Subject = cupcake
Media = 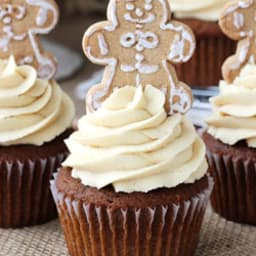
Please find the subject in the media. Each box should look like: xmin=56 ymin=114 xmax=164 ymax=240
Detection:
xmin=0 ymin=56 xmax=74 ymax=228
xmin=203 ymin=0 xmax=256 ymax=224
xmin=171 ymin=0 xmax=236 ymax=87
xmin=52 ymin=85 xmax=213 ymax=256
xmin=203 ymin=65 xmax=256 ymax=225
xmin=51 ymin=0 xmax=213 ymax=255
xmin=0 ymin=0 xmax=75 ymax=228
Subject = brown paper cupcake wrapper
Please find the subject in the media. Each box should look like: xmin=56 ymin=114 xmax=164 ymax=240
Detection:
xmin=51 ymin=177 xmax=213 ymax=256
xmin=207 ymin=151 xmax=256 ymax=225
xmin=176 ymin=35 xmax=236 ymax=87
xmin=0 ymin=153 xmax=67 ymax=228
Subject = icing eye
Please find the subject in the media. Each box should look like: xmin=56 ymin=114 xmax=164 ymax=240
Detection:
xmin=120 ymin=33 xmax=136 ymax=48
xmin=126 ymin=3 xmax=135 ymax=11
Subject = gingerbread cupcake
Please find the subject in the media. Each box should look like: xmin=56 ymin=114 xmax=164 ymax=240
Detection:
xmin=203 ymin=0 xmax=256 ymax=225
xmin=0 ymin=0 xmax=75 ymax=228
xmin=51 ymin=0 xmax=213 ymax=255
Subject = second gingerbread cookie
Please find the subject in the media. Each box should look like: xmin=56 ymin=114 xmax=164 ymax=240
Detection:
xmin=83 ymin=0 xmax=196 ymax=115
xmin=0 ymin=0 xmax=59 ymax=80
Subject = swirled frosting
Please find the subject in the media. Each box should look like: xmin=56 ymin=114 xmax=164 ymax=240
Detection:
xmin=63 ymin=85 xmax=207 ymax=193
xmin=170 ymin=0 xmax=230 ymax=21
xmin=207 ymin=64 xmax=256 ymax=148
xmin=0 ymin=57 xmax=74 ymax=146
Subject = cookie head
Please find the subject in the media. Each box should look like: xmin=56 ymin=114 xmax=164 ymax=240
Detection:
xmin=219 ymin=0 xmax=256 ymax=40
xmin=219 ymin=0 xmax=256 ymax=83
xmin=118 ymin=0 xmax=165 ymax=27
xmin=0 ymin=0 xmax=59 ymax=80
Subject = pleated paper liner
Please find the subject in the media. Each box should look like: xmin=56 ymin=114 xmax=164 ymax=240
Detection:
xmin=0 ymin=152 xmax=68 ymax=228
xmin=175 ymin=23 xmax=236 ymax=87
xmin=207 ymin=150 xmax=256 ymax=225
xmin=51 ymin=170 xmax=213 ymax=256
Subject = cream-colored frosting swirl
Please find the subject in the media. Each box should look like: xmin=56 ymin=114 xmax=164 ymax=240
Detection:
xmin=0 ymin=57 xmax=74 ymax=146
xmin=207 ymin=64 xmax=256 ymax=148
xmin=63 ymin=85 xmax=207 ymax=193
xmin=170 ymin=0 xmax=230 ymax=21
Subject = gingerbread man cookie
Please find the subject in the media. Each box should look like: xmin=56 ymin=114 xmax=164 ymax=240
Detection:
xmin=220 ymin=0 xmax=256 ymax=83
xmin=83 ymin=0 xmax=195 ymax=115
xmin=0 ymin=0 xmax=59 ymax=80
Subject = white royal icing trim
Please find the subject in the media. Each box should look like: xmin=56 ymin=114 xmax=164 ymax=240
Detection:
xmin=98 ymin=34 xmax=109 ymax=56
xmin=159 ymin=0 xmax=195 ymax=63
xmin=162 ymin=60 xmax=191 ymax=114
xmin=233 ymin=12 xmax=244 ymax=29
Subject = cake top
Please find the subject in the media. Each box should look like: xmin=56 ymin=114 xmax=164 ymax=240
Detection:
xmin=219 ymin=0 xmax=256 ymax=83
xmin=83 ymin=0 xmax=196 ymax=115
xmin=0 ymin=0 xmax=59 ymax=80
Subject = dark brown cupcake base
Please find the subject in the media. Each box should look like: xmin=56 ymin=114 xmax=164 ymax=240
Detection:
xmin=175 ymin=19 xmax=236 ymax=87
xmin=51 ymin=167 xmax=213 ymax=256
xmin=0 ymin=129 xmax=72 ymax=228
xmin=203 ymin=132 xmax=256 ymax=225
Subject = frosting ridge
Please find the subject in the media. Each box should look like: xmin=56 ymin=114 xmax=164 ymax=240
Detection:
xmin=0 ymin=57 xmax=74 ymax=146
xmin=64 ymin=85 xmax=207 ymax=193
xmin=207 ymin=64 xmax=256 ymax=147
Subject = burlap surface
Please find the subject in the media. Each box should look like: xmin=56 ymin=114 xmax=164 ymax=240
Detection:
xmin=0 ymin=208 xmax=255 ymax=256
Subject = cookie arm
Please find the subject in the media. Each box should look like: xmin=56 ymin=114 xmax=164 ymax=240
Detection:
xmin=27 ymin=0 xmax=59 ymax=32
xmin=165 ymin=21 xmax=196 ymax=64
xmin=83 ymin=22 xmax=113 ymax=66
xmin=222 ymin=38 xmax=251 ymax=83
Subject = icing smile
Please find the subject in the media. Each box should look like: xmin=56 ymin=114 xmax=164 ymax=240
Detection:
xmin=124 ymin=12 xmax=155 ymax=24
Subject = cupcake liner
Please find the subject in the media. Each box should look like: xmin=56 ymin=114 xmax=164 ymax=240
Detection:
xmin=51 ymin=177 xmax=213 ymax=256
xmin=0 ymin=153 xmax=66 ymax=228
xmin=176 ymin=35 xmax=236 ymax=87
xmin=207 ymin=151 xmax=256 ymax=225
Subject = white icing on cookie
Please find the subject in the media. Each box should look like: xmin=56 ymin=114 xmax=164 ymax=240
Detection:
xmin=126 ymin=3 xmax=135 ymax=11
xmin=120 ymin=32 xmax=136 ymax=48
xmin=18 ymin=55 xmax=34 ymax=64
xmin=135 ymin=8 xmax=144 ymax=17
xmin=0 ymin=26 xmax=26 ymax=52
xmin=162 ymin=60 xmax=191 ymax=114
xmin=224 ymin=0 xmax=253 ymax=16
xmin=124 ymin=12 xmax=155 ymax=24
xmin=159 ymin=0 xmax=195 ymax=63
xmin=121 ymin=53 xmax=159 ymax=74
xmin=98 ymin=34 xmax=109 ymax=56
xmin=0 ymin=4 xmax=26 ymax=22
xmin=233 ymin=12 xmax=244 ymax=29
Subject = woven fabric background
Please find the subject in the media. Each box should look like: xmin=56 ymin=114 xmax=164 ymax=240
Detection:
xmin=0 ymin=208 xmax=255 ymax=256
